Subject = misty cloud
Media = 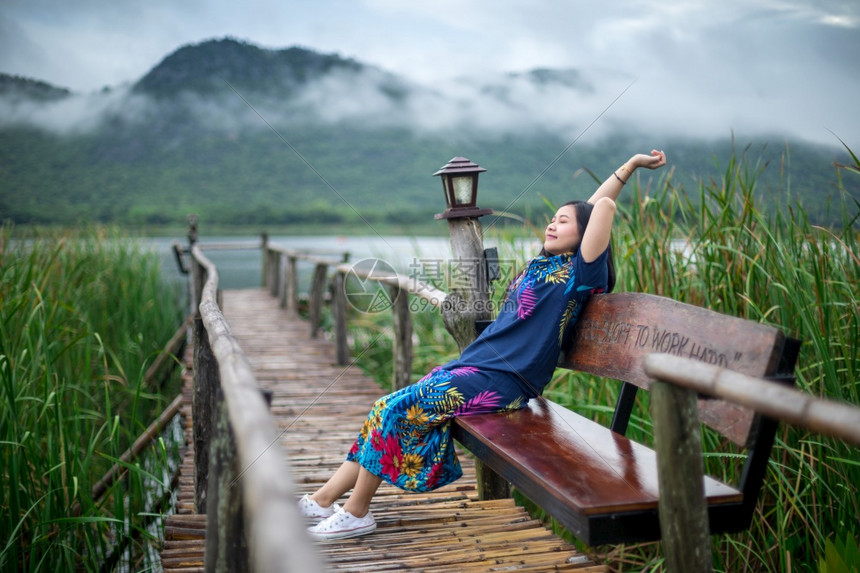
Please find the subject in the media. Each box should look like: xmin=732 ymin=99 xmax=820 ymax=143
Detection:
xmin=195 ymin=63 xmax=652 ymax=142
xmin=0 ymin=63 xmax=652 ymax=145
xmin=2 ymin=18 xmax=857 ymax=150
xmin=2 ymin=0 xmax=859 ymax=147
xmin=0 ymin=85 xmax=153 ymax=135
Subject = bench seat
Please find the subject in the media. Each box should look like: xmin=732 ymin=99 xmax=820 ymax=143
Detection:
xmin=453 ymin=399 xmax=743 ymax=546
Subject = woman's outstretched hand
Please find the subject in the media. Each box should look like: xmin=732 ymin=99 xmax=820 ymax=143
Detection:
xmin=630 ymin=149 xmax=667 ymax=170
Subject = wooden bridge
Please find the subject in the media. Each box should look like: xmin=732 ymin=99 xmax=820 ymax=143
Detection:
xmin=155 ymin=223 xmax=860 ymax=573
xmin=160 ymin=286 xmax=603 ymax=572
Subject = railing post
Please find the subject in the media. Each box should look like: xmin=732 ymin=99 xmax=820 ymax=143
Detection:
xmin=440 ymin=217 xmax=493 ymax=352
xmin=260 ymin=233 xmax=269 ymax=288
xmin=389 ymin=284 xmax=413 ymax=390
xmin=205 ymin=382 xmax=248 ymax=573
xmin=188 ymin=215 xmax=201 ymax=317
xmin=188 ymin=217 xmax=214 ymax=515
xmin=272 ymin=250 xmax=280 ymax=296
xmin=308 ymin=263 xmax=328 ymax=338
xmin=332 ymin=271 xmax=349 ymax=365
xmin=285 ymin=256 xmax=299 ymax=316
xmin=191 ymin=264 xmax=215 ymax=514
xmin=269 ymin=251 xmax=280 ymax=298
xmin=277 ymin=253 xmax=287 ymax=308
xmin=262 ymin=247 xmax=270 ymax=291
xmin=651 ymin=379 xmax=714 ymax=573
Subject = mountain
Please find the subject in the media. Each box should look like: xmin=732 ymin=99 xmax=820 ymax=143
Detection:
xmin=0 ymin=74 xmax=71 ymax=102
xmin=0 ymin=38 xmax=852 ymax=231
xmin=133 ymin=37 xmax=406 ymax=101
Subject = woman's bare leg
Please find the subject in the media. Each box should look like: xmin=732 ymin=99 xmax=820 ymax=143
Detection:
xmin=311 ymin=462 xmax=382 ymax=518
xmin=342 ymin=467 xmax=382 ymax=518
xmin=310 ymin=461 xmax=361 ymax=507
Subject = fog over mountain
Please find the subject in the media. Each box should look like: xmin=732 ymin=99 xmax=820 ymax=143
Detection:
xmin=0 ymin=37 xmax=846 ymax=146
xmin=0 ymin=41 xmax=620 ymax=141
xmin=0 ymin=38 xmax=854 ymax=229
xmin=3 ymin=0 xmax=858 ymax=149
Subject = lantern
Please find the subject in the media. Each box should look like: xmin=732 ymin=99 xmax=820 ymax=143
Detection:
xmin=433 ymin=157 xmax=493 ymax=219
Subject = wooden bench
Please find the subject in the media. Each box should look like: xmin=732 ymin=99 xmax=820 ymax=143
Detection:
xmin=451 ymin=292 xmax=800 ymax=546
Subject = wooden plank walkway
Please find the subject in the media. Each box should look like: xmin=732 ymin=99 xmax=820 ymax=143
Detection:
xmin=161 ymin=288 xmax=605 ymax=572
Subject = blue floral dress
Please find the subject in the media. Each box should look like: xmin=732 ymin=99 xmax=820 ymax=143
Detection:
xmin=346 ymin=249 xmax=609 ymax=491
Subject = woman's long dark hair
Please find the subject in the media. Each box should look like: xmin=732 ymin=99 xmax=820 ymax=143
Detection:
xmin=539 ymin=200 xmax=616 ymax=293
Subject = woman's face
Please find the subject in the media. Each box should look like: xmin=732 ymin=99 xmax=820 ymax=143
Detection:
xmin=543 ymin=205 xmax=581 ymax=255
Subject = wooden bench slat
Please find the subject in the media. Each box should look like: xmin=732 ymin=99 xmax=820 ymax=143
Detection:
xmin=564 ymin=292 xmax=788 ymax=446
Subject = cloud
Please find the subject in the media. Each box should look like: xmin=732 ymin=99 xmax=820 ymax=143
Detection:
xmin=0 ymin=0 xmax=858 ymax=145
xmin=1 ymin=44 xmax=854 ymax=150
xmin=0 ymin=85 xmax=153 ymax=134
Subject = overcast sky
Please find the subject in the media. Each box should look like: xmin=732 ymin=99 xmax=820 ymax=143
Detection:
xmin=1 ymin=0 xmax=859 ymax=146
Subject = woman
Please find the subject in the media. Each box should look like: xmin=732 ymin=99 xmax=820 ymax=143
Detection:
xmin=301 ymin=149 xmax=667 ymax=540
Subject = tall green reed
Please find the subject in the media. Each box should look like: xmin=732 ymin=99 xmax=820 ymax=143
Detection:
xmin=0 ymin=225 xmax=183 ymax=571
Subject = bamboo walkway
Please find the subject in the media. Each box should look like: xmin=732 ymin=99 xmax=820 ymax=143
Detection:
xmin=161 ymin=288 xmax=605 ymax=572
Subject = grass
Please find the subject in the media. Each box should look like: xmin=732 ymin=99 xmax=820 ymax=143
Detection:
xmin=341 ymin=143 xmax=859 ymax=572
xmin=0 ymin=224 xmax=185 ymax=571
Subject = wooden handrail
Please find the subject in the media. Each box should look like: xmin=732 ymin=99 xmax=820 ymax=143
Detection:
xmin=197 ymin=240 xmax=263 ymax=251
xmin=644 ymin=353 xmax=860 ymax=446
xmin=175 ymin=240 xmax=265 ymax=253
xmin=267 ymin=245 xmax=350 ymax=265
xmin=191 ymin=245 xmax=324 ymax=572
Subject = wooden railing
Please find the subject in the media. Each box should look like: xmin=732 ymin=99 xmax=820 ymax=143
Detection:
xmin=263 ymin=243 xmax=448 ymax=390
xmin=261 ymin=243 xmax=351 ymax=335
xmin=182 ymin=233 xmax=445 ymax=569
xmin=188 ymin=242 xmax=325 ymax=573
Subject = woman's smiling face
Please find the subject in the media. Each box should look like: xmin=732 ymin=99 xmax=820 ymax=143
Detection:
xmin=543 ymin=204 xmax=581 ymax=255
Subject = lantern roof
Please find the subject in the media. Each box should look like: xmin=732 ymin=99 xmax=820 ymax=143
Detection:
xmin=433 ymin=157 xmax=486 ymax=177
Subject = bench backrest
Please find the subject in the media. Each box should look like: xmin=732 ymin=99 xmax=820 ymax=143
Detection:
xmin=562 ymin=292 xmax=800 ymax=447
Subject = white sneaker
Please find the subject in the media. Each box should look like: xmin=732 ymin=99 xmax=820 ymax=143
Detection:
xmin=307 ymin=509 xmax=376 ymax=540
xmin=298 ymin=494 xmax=340 ymax=519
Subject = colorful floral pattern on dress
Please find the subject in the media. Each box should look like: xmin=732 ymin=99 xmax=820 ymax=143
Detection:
xmin=347 ymin=366 xmax=524 ymax=491
xmin=510 ymin=255 xmax=575 ymax=319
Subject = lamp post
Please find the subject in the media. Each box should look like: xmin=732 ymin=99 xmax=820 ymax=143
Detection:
xmin=434 ymin=156 xmax=495 ymax=352
xmin=434 ymin=157 xmax=510 ymax=500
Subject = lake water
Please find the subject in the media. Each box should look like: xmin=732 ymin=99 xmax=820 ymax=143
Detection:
xmin=146 ymin=234 xmax=541 ymax=291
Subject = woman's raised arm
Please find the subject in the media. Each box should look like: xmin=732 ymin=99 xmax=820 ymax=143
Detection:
xmin=580 ymin=197 xmax=617 ymax=263
xmin=587 ymin=149 xmax=667 ymax=205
